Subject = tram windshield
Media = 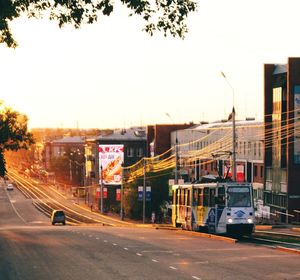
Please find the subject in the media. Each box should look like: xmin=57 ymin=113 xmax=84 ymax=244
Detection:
xmin=227 ymin=186 xmax=251 ymax=207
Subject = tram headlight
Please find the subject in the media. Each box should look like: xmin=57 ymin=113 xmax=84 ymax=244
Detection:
xmin=228 ymin=218 xmax=233 ymax=223
xmin=247 ymin=218 xmax=253 ymax=224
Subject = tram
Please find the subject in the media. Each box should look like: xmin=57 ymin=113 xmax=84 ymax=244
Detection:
xmin=171 ymin=182 xmax=255 ymax=236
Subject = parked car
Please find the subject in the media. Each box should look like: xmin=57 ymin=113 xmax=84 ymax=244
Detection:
xmin=6 ymin=183 xmax=14 ymax=191
xmin=51 ymin=210 xmax=66 ymax=225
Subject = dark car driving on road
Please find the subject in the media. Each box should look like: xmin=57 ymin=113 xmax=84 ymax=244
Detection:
xmin=51 ymin=210 xmax=66 ymax=225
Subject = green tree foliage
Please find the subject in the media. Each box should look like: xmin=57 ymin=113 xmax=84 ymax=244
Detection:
xmin=0 ymin=0 xmax=197 ymax=48
xmin=124 ymin=169 xmax=171 ymax=220
xmin=0 ymin=103 xmax=35 ymax=176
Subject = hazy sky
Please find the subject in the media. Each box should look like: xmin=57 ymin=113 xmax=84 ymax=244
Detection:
xmin=1 ymin=0 xmax=300 ymax=129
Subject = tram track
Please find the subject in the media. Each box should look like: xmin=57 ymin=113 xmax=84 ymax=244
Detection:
xmin=238 ymin=232 xmax=300 ymax=253
xmin=7 ymin=171 xmax=119 ymax=226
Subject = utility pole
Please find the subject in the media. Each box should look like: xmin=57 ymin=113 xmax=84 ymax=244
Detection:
xmin=175 ymin=134 xmax=179 ymax=183
xmin=166 ymin=112 xmax=179 ymax=184
xmin=232 ymin=106 xmax=236 ymax=181
xmin=221 ymin=72 xmax=237 ymax=181
xmin=100 ymin=165 xmax=104 ymax=214
xmin=120 ymin=164 xmax=124 ymax=220
xmin=143 ymin=158 xmax=146 ymax=224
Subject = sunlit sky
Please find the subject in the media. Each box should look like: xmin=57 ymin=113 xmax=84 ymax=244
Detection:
xmin=1 ymin=0 xmax=300 ymax=129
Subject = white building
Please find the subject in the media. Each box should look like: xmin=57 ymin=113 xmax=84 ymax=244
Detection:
xmin=170 ymin=119 xmax=264 ymax=202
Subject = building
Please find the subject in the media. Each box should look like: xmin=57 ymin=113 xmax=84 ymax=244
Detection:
xmin=264 ymin=57 xmax=300 ymax=222
xmin=85 ymin=127 xmax=147 ymax=185
xmin=84 ymin=127 xmax=147 ymax=211
xmin=147 ymin=123 xmax=194 ymax=157
xmin=44 ymin=136 xmax=86 ymax=185
xmin=171 ymin=119 xmax=264 ymax=200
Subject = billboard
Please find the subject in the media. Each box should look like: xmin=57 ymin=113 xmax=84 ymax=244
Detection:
xmin=99 ymin=145 xmax=124 ymax=185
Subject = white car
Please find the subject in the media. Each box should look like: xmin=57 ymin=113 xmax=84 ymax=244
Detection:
xmin=6 ymin=184 xmax=14 ymax=191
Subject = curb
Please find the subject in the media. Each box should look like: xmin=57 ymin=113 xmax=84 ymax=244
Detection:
xmin=255 ymin=225 xmax=273 ymax=230
xmin=156 ymin=227 xmax=237 ymax=244
xmin=276 ymin=246 xmax=300 ymax=255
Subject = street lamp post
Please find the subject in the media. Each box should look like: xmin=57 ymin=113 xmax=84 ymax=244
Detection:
xmin=100 ymin=165 xmax=104 ymax=214
xmin=221 ymin=72 xmax=236 ymax=181
xmin=166 ymin=113 xmax=179 ymax=184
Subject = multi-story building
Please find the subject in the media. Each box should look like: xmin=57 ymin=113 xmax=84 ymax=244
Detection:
xmin=171 ymin=119 xmax=264 ymax=202
xmin=84 ymin=127 xmax=147 ymax=211
xmin=147 ymin=124 xmax=194 ymax=157
xmin=264 ymin=57 xmax=300 ymax=222
xmin=44 ymin=136 xmax=86 ymax=185
xmin=85 ymin=127 xmax=147 ymax=185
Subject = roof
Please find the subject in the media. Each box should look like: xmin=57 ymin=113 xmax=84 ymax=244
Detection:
xmin=94 ymin=127 xmax=147 ymax=141
xmin=273 ymin=64 xmax=287 ymax=75
xmin=191 ymin=119 xmax=263 ymax=131
xmin=52 ymin=136 xmax=86 ymax=144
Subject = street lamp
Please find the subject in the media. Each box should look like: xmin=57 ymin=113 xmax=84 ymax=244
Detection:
xmin=221 ymin=72 xmax=236 ymax=181
xmin=166 ymin=113 xmax=179 ymax=183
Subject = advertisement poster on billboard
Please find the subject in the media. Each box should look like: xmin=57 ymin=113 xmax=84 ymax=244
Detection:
xmin=99 ymin=145 xmax=124 ymax=185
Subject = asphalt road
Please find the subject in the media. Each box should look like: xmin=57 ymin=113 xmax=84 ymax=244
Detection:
xmin=1 ymin=181 xmax=300 ymax=280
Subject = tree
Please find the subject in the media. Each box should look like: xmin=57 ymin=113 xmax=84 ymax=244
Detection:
xmin=0 ymin=103 xmax=34 ymax=176
xmin=0 ymin=0 xmax=197 ymax=48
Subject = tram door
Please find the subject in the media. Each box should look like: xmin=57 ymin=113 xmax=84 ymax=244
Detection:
xmin=207 ymin=188 xmax=216 ymax=233
xmin=186 ymin=188 xmax=192 ymax=230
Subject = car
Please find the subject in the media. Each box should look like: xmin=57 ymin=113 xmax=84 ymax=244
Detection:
xmin=6 ymin=183 xmax=14 ymax=191
xmin=51 ymin=210 xmax=66 ymax=225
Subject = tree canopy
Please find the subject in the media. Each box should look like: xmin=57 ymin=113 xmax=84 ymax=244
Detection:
xmin=0 ymin=0 xmax=197 ymax=48
xmin=0 ymin=102 xmax=34 ymax=176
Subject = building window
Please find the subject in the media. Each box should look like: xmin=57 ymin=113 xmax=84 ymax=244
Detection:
xmin=127 ymin=147 xmax=134 ymax=157
xmin=254 ymin=142 xmax=257 ymax=156
xmin=137 ymin=147 xmax=144 ymax=157
xmin=260 ymin=166 xmax=264 ymax=178
xmin=254 ymin=165 xmax=258 ymax=177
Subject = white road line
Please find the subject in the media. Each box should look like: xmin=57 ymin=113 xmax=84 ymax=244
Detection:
xmin=104 ymin=240 xmax=108 ymax=243
xmin=152 ymin=259 xmax=159 ymax=263
xmin=136 ymin=253 xmax=142 ymax=256
xmin=124 ymin=248 xmax=129 ymax=251
xmin=89 ymin=235 xmax=93 ymax=238
xmin=192 ymin=276 xmax=201 ymax=280
xmin=169 ymin=266 xmax=177 ymax=270
xmin=96 ymin=237 xmax=99 ymax=240
xmin=113 ymin=243 xmax=117 ymax=246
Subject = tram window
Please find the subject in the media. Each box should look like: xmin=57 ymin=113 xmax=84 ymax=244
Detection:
xmin=193 ymin=189 xmax=198 ymax=206
xmin=180 ymin=190 xmax=184 ymax=205
xmin=198 ymin=189 xmax=203 ymax=206
xmin=173 ymin=190 xmax=177 ymax=205
xmin=216 ymin=187 xmax=225 ymax=206
xmin=203 ymin=188 xmax=209 ymax=206
xmin=209 ymin=189 xmax=216 ymax=206
xmin=187 ymin=190 xmax=190 ymax=206
xmin=227 ymin=187 xmax=251 ymax=207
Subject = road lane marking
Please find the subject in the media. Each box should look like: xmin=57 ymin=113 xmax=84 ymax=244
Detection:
xmin=104 ymin=240 xmax=108 ymax=243
xmin=124 ymin=248 xmax=129 ymax=250
xmin=136 ymin=253 xmax=142 ymax=256
xmin=152 ymin=259 xmax=159 ymax=263
xmin=113 ymin=243 xmax=117 ymax=246
xmin=96 ymin=237 xmax=99 ymax=240
xmin=169 ymin=266 xmax=177 ymax=270
xmin=192 ymin=276 xmax=201 ymax=280
xmin=142 ymin=250 xmax=173 ymax=253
